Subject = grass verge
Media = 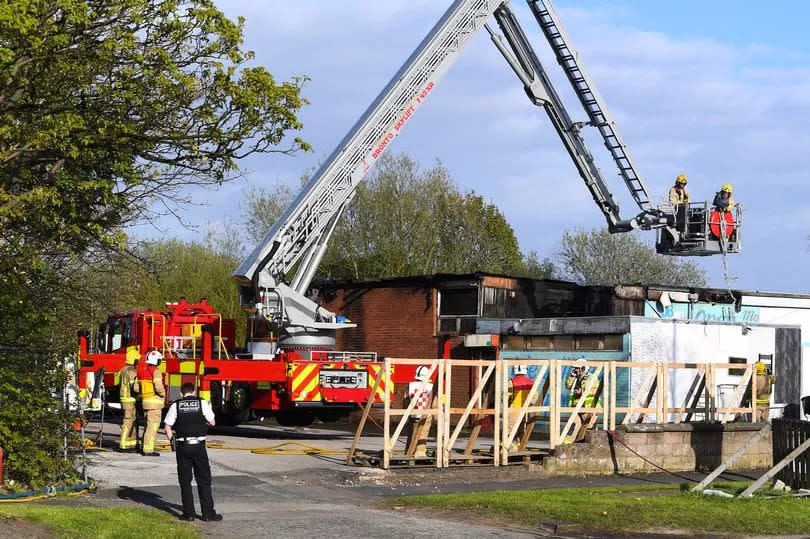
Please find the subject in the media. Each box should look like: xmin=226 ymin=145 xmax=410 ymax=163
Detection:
xmin=0 ymin=505 xmax=198 ymax=539
xmin=393 ymin=482 xmax=810 ymax=535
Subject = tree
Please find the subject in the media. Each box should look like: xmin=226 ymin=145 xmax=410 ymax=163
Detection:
xmin=0 ymin=1 xmax=309 ymax=487
xmin=518 ymin=250 xmax=556 ymax=279
xmin=0 ymin=0 xmax=310 ymax=285
xmin=242 ymin=153 xmax=532 ymax=279
xmin=556 ymin=228 xmax=707 ymax=287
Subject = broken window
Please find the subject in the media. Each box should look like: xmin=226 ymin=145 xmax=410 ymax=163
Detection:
xmin=439 ymin=288 xmax=478 ymax=316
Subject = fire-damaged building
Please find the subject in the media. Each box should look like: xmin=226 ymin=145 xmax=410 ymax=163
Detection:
xmin=312 ymin=273 xmax=809 ymax=415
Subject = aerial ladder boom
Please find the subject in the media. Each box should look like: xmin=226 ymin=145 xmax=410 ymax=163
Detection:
xmin=234 ymin=0 xmax=736 ymax=352
xmin=234 ymin=0 xmax=504 ymax=349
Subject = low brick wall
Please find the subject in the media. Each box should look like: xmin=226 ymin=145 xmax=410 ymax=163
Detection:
xmin=542 ymin=423 xmax=772 ymax=475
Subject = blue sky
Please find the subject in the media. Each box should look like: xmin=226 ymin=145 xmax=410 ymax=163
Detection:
xmin=149 ymin=1 xmax=810 ymax=293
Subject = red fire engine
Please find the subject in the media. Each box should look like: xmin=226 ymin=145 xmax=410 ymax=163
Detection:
xmin=78 ymin=298 xmax=399 ymax=427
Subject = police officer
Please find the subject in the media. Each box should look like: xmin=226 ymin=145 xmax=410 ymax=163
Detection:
xmin=164 ymin=382 xmax=222 ymax=522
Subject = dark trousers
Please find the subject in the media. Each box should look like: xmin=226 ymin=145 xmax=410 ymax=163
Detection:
xmin=176 ymin=441 xmax=215 ymax=517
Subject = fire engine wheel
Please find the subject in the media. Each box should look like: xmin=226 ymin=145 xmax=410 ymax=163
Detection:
xmin=210 ymin=381 xmax=251 ymax=427
xmin=275 ymin=411 xmax=315 ymax=427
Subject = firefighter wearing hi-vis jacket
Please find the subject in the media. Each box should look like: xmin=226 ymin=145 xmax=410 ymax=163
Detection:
xmin=137 ymin=349 xmax=166 ymax=456
xmin=118 ymin=346 xmax=140 ymax=451
xmin=754 ymin=360 xmax=776 ymax=423
xmin=566 ymin=359 xmax=598 ymax=443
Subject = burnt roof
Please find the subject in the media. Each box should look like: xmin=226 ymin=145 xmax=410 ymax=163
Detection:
xmin=312 ymin=271 xmax=580 ymax=290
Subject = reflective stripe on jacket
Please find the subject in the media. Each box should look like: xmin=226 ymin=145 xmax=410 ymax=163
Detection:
xmin=119 ymin=365 xmax=139 ymax=403
xmin=137 ymin=363 xmax=165 ymax=409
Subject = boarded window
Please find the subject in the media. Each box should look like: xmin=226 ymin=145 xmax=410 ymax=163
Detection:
xmin=439 ymin=288 xmax=478 ymax=316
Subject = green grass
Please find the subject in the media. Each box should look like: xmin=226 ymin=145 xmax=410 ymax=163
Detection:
xmin=0 ymin=505 xmax=198 ymax=539
xmin=394 ymin=482 xmax=810 ymax=535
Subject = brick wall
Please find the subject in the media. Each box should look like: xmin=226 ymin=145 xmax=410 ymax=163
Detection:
xmin=542 ymin=424 xmax=772 ymax=475
xmin=321 ymin=286 xmax=440 ymax=358
xmin=319 ymin=286 xmax=487 ymax=409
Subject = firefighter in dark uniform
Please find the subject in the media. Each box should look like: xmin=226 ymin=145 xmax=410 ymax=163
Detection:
xmin=163 ymin=382 xmax=222 ymax=522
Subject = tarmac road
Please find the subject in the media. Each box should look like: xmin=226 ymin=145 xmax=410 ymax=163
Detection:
xmin=82 ymin=421 xmax=540 ymax=538
xmin=77 ymin=420 xmax=761 ymax=538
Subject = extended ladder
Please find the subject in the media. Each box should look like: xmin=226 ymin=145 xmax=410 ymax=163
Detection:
xmin=527 ymin=0 xmax=652 ymax=212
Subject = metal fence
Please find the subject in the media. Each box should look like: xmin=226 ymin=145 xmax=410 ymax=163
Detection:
xmin=771 ymin=418 xmax=810 ymax=490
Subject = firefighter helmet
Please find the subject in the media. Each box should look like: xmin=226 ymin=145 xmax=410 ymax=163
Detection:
xmin=146 ymin=349 xmax=163 ymax=366
xmin=756 ymin=361 xmax=766 ymax=375
xmin=125 ymin=346 xmax=140 ymax=365
xmin=675 ymin=174 xmax=687 ymax=185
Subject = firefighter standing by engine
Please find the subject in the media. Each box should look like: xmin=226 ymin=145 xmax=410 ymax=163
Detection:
xmin=137 ymin=349 xmax=166 ymax=456
xmin=118 ymin=346 xmax=141 ymax=451
xmin=164 ymin=382 xmax=222 ymax=522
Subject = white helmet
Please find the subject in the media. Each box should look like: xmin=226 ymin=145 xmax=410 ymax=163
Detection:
xmin=146 ymin=349 xmax=163 ymax=366
xmin=415 ymin=365 xmax=431 ymax=382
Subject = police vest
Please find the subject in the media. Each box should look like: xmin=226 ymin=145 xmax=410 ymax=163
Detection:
xmin=172 ymin=397 xmax=208 ymax=438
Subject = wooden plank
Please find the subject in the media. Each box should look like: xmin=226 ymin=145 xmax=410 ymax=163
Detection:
xmin=633 ymin=368 xmax=658 ymax=424
xmin=494 ymin=360 xmax=501 ymax=466
xmin=608 ymin=361 xmax=615 ymax=430
xmin=692 ymin=423 xmax=771 ymax=492
xmin=464 ymin=381 xmax=493 ymax=460
xmin=495 ymin=361 xmax=509 ymax=464
xmin=504 ymin=365 xmax=547 ymax=451
xmin=683 ymin=368 xmax=706 ymax=423
xmin=622 ymin=366 xmax=656 ymax=425
xmin=346 ymin=370 xmax=383 ymax=465
xmin=739 ymin=435 xmax=810 ymax=497
xmin=722 ymin=368 xmax=752 ymax=423
xmin=447 ymin=364 xmax=495 ymax=455
xmin=436 ymin=358 xmax=445 ymax=469
xmin=519 ymin=368 xmax=551 ymax=451
xmin=548 ymin=360 xmax=557 ymax=448
xmin=383 ymin=359 xmax=391 ymax=470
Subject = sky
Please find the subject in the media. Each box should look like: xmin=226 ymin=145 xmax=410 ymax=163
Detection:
xmin=148 ymin=1 xmax=810 ymax=293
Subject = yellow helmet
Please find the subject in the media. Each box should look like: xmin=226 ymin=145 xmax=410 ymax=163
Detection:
xmin=125 ymin=346 xmax=140 ymax=365
xmin=756 ymin=361 xmax=766 ymax=375
xmin=675 ymin=174 xmax=687 ymax=185
xmin=721 ymin=183 xmax=733 ymax=193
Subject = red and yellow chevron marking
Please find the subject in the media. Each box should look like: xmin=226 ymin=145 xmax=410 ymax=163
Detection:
xmin=369 ymin=364 xmax=394 ymax=402
xmin=288 ymin=363 xmax=323 ymax=402
xmin=288 ymin=361 xmax=396 ymax=403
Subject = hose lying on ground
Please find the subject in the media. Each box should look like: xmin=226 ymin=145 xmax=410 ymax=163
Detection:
xmin=0 ymin=481 xmax=96 ymax=503
xmin=152 ymin=440 xmax=347 ymax=456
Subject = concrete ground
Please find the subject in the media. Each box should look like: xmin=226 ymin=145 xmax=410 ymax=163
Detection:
xmin=74 ymin=420 xmax=762 ymax=538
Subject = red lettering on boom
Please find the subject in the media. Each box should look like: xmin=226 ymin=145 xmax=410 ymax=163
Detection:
xmin=393 ymin=105 xmax=415 ymax=132
xmin=416 ymin=81 xmax=435 ymax=104
xmin=371 ymin=132 xmax=394 ymax=160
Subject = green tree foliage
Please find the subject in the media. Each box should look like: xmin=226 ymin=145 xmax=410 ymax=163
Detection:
xmin=0 ymin=350 xmax=76 ymax=489
xmin=0 ymin=0 xmax=309 ymax=286
xmin=243 ymin=153 xmax=537 ymax=279
xmin=0 ymin=0 xmax=308 ymax=487
xmin=0 ymin=269 xmax=77 ymax=488
xmin=133 ymin=239 xmax=242 ymax=322
xmin=557 ymin=228 xmax=707 ymax=286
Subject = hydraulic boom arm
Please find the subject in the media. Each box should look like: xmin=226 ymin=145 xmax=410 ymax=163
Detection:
xmin=234 ymin=0 xmax=683 ymax=348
